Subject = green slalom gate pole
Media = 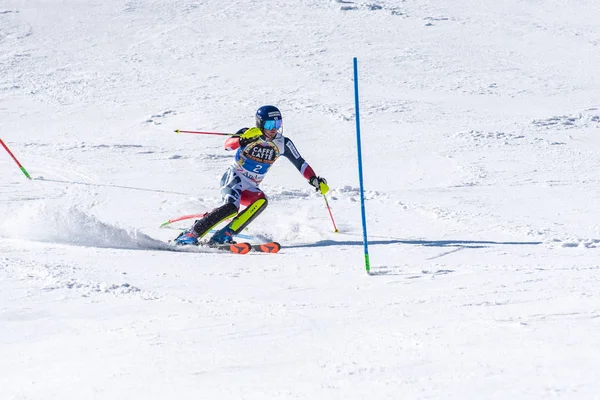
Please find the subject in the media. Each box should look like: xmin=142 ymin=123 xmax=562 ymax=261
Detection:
xmin=0 ymin=139 xmax=31 ymax=180
xmin=353 ymin=58 xmax=370 ymax=274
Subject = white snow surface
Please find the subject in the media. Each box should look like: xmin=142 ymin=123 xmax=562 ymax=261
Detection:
xmin=2 ymin=1 xmax=600 ymax=399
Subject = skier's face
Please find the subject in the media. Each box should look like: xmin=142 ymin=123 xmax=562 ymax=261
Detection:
xmin=262 ymin=127 xmax=278 ymax=140
xmin=262 ymin=119 xmax=282 ymax=140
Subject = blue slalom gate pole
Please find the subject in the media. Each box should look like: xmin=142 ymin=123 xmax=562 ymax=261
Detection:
xmin=353 ymin=57 xmax=370 ymax=274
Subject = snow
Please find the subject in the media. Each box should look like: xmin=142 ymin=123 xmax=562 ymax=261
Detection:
xmin=1 ymin=0 xmax=600 ymax=398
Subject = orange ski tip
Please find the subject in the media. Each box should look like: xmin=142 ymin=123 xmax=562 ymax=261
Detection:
xmin=230 ymin=243 xmax=251 ymax=254
xmin=258 ymin=243 xmax=281 ymax=253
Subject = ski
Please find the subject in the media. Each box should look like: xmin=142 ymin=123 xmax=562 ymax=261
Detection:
xmin=170 ymin=240 xmax=280 ymax=255
xmin=213 ymin=241 xmax=280 ymax=254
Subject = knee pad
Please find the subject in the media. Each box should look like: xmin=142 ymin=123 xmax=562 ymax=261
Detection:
xmin=240 ymin=190 xmax=266 ymax=207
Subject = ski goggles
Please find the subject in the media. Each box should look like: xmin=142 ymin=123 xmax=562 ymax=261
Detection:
xmin=263 ymin=119 xmax=282 ymax=130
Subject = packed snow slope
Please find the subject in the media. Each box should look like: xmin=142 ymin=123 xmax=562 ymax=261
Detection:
xmin=1 ymin=0 xmax=600 ymax=399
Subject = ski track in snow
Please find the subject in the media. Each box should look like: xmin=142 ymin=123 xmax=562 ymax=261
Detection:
xmin=0 ymin=256 xmax=160 ymax=300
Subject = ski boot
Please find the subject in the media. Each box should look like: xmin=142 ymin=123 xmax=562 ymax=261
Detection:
xmin=174 ymin=228 xmax=199 ymax=246
xmin=208 ymin=225 xmax=235 ymax=246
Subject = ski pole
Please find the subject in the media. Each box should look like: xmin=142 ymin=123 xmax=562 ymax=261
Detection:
xmin=0 ymin=139 xmax=31 ymax=180
xmin=175 ymin=129 xmax=235 ymax=136
xmin=323 ymin=194 xmax=338 ymax=233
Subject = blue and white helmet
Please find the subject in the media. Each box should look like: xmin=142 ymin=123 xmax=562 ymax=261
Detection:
xmin=255 ymin=105 xmax=283 ymax=131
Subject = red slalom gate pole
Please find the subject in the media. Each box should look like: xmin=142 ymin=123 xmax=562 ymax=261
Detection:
xmin=0 ymin=139 xmax=31 ymax=180
xmin=175 ymin=129 xmax=235 ymax=136
xmin=159 ymin=213 xmax=207 ymax=228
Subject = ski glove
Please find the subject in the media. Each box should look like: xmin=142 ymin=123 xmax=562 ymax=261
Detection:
xmin=309 ymin=176 xmax=329 ymax=195
xmin=238 ymin=127 xmax=263 ymax=146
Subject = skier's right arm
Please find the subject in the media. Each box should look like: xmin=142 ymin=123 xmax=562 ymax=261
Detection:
xmin=224 ymin=127 xmax=262 ymax=151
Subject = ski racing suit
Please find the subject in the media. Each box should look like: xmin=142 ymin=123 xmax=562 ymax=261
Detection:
xmin=186 ymin=128 xmax=319 ymax=240
xmin=221 ymin=127 xmax=316 ymax=208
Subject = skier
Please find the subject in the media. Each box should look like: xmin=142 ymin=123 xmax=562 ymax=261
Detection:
xmin=174 ymin=105 xmax=329 ymax=246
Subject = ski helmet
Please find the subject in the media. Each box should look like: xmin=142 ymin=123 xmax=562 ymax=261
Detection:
xmin=255 ymin=105 xmax=282 ymax=131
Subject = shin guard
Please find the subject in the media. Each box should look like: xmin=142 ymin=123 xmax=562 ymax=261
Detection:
xmin=229 ymin=198 xmax=268 ymax=234
xmin=192 ymin=203 xmax=238 ymax=239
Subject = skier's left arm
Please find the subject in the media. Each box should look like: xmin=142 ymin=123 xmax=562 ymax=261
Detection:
xmin=282 ymin=138 xmax=329 ymax=195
